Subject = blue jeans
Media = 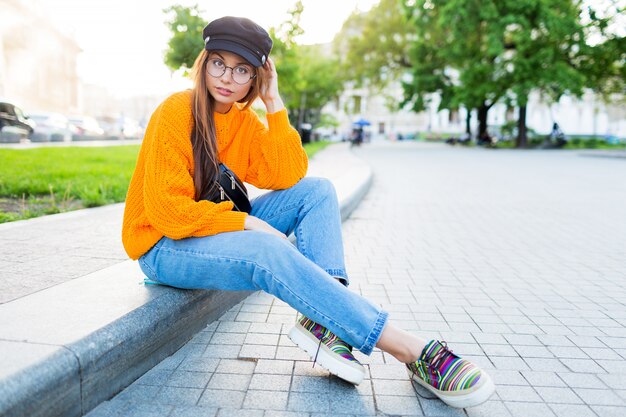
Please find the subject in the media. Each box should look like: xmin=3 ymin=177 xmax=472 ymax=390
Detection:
xmin=138 ymin=177 xmax=388 ymax=355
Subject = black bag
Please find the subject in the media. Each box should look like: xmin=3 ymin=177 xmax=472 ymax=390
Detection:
xmin=204 ymin=163 xmax=252 ymax=213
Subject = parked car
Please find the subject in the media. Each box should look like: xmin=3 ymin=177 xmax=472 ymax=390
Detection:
xmin=28 ymin=112 xmax=76 ymax=142
xmin=0 ymin=99 xmax=36 ymax=141
xmin=67 ymin=115 xmax=105 ymax=139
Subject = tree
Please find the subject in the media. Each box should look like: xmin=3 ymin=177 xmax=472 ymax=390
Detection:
xmin=334 ymin=0 xmax=413 ymax=89
xmin=163 ymin=5 xmax=207 ymax=72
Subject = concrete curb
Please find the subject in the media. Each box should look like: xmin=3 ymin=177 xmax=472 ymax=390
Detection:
xmin=0 ymin=143 xmax=373 ymax=417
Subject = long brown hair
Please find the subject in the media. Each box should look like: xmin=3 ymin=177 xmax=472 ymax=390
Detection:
xmin=189 ymin=49 xmax=265 ymax=200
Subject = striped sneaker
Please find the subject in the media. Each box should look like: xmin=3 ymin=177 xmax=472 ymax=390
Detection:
xmin=288 ymin=316 xmax=365 ymax=385
xmin=407 ymin=340 xmax=495 ymax=408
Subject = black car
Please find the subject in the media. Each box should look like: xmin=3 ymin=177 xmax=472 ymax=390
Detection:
xmin=0 ymin=100 xmax=36 ymax=139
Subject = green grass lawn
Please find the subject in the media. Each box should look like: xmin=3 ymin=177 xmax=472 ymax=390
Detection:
xmin=0 ymin=141 xmax=331 ymax=223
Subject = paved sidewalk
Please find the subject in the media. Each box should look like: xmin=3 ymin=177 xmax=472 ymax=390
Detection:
xmin=92 ymin=141 xmax=625 ymax=417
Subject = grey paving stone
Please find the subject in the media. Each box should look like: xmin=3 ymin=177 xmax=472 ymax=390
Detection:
xmin=215 ymin=359 xmax=257 ymax=375
xmin=113 ymin=383 xmax=160 ymax=403
xmin=291 ymin=375 xmax=330 ymax=393
xmin=490 ymin=370 xmax=528 ymax=386
xmin=253 ymin=359 xmax=294 ymax=375
xmin=216 ymin=409 xmax=264 ymax=417
xmin=239 ymin=344 xmax=277 ymax=359
xmin=375 ymin=394 xmax=423 ymax=416
xmin=243 ymin=390 xmax=289 ymax=411
xmin=369 ymin=363 xmax=412 ymax=380
xmin=165 ymin=370 xmax=213 ymax=389
xmin=119 ymin=402 xmax=174 ymax=417
xmin=521 ymin=371 xmax=566 ymax=387
xmin=573 ymin=388 xmax=625 ymax=406
xmin=135 ymin=368 xmax=172 ymax=386
xmin=202 ymin=345 xmax=241 ymax=359
xmin=490 ymin=356 xmax=530 ymax=371
xmin=466 ymin=401 xmax=513 ymax=417
xmin=247 ymin=323 xmax=282 ymax=334
xmin=275 ymin=346 xmax=310 ymax=361
xmin=210 ymin=332 xmax=247 ymax=345
xmin=535 ymin=386 xmax=584 ymax=404
xmin=496 ymin=385 xmax=542 ymax=402
xmin=559 ymin=373 xmax=607 ymax=389
xmin=419 ymin=398 xmax=467 ymax=416
xmin=560 ymin=358 xmax=603 ymax=373
xmin=244 ymin=333 xmax=280 ymax=346
xmin=179 ymin=357 xmax=221 ymax=373
xmin=154 ymin=386 xmax=203 ymax=406
xmin=293 ymin=361 xmax=332 ymax=377
xmin=523 ymin=358 xmax=569 ymax=372
xmin=288 ymin=392 xmax=330 ymax=413
xmin=248 ymin=373 xmax=292 ymax=391
xmin=590 ymin=405 xmax=626 ymax=417
xmin=371 ymin=379 xmax=416 ymax=396
xmin=207 ymin=373 xmax=252 ymax=391
xmin=270 ymin=412 xmax=311 ymax=417
xmin=329 ymin=392 xmax=376 ymax=415
xmin=217 ymin=322 xmax=252 ymax=334
xmin=482 ymin=344 xmax=519 ymax=357
xmin=169 ymin=406 xmax=218 ymax=417
xmin=197 ymin=390 xmax=246 ymax=408
xmin=598 ymin=374 xmax=626 ymax=390
xmin=547 ymin=404 xmax=597 ymax=417
xmin=505 ymin=401 xmax=557 ymax=417
xmin=548 ymin=346 xmax=589 ymax=359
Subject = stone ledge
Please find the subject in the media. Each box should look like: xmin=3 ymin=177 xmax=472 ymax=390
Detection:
xmin=0 ymin=144 xmax=373 ymax=417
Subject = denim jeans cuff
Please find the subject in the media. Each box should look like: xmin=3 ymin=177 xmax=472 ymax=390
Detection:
xmin=326 ymin=268 xmax=349 ymax=286
xmin=359 ymin=310 xmax=389 ymax=355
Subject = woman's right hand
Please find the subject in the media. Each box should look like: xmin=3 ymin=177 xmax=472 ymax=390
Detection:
xmin=244 ymin=215 xmax=288 ymax=240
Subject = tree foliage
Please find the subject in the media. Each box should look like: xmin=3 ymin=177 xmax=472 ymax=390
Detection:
xmin=163 ymin=5 xmax=207 ymax=72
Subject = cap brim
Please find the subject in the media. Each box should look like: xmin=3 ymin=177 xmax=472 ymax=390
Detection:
xmin=205 ymin=39 xmax=263 ymax=67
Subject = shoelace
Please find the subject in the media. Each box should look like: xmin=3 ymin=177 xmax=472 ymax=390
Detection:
xmin=424 ymin=341 xmax=454 ymax=375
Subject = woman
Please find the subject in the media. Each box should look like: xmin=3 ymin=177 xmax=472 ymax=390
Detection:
xmin=122 ymin=16 xmax=494 ymax=409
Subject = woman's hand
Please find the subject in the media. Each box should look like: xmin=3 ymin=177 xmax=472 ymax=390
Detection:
xmin=258 ymin=57 xmax=285 ymax=114
xmin=244 ymin=215 xmax=287 ymax=240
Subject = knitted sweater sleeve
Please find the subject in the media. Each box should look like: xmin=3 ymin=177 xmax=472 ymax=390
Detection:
xmin=142 ymin=97 xmax=247 ymax=239
xmin=245 ymin=108 xmax=308 ymax=189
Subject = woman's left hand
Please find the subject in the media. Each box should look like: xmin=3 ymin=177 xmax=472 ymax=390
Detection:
xmin=259 ymin=57 xmax=285 ymax=113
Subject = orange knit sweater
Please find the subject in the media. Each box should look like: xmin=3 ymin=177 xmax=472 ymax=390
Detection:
xmin=122 ymin=90 xmax=308 ymax=260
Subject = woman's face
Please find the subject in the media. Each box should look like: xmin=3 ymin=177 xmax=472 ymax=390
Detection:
xmin=206 ymin=50 xmax=256 ymax=113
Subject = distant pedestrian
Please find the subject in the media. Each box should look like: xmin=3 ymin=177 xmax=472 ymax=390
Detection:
xmin=122 ymin=15 xmax=494 ymax=409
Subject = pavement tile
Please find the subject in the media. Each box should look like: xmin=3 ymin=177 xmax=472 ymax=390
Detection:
xmin=535 ymin=386 xmax=584 ymax=404
xmin=591 ymin=406 xmax=626 ymax=417
xmin=560 ymin=358 xmax=604 ymax=373
xmin=135 ymin=368 xmax=172 ymax=386
xmin=496 ymin=385 xmax=542 ymax=402
xmin=215 ymin=359 xmax=257 ymax=374
xmin=203 ymin=345 xmax=241 ymax=359
xmin=217 ymin=322 xmax=252 ymax=333
xmin=243 ymin=390 xmax=289 ymax=411
xmin=275 ymin=346 xmax=310 ymax=361
xmin=248 ymin=373 xmax=291 ymax=391
xmin=290 ymin=375 xmax=330 ymax=393
xmin=239 ymin=344 xmax=277 ymax=359
xmin=547 ymin=404 xmax=597 ymax=417
xmin=244 ymin=333 xmax=280 ymax=346
xmin=169 ymin=407 xmax=218 ymax=417
xmin=119 ymin=402 xmax=173 ymax=417
xmin=490 ymin=370 xmax=528 ymax=386
xmin=288 ymin=392 xmax=330 ymax=413
xmin=253 ymin=359 xmax=294 ymax=375
xmin=180 ymin=357 xmax=221 ymax=373
xmin=369 ymin=363 xmax=410 ymax=380
xmin=154 ymin=386 xmax=203 ymax=406
xmin=597 ymin=374 xmax=626 ymax=390
xmin=114 ymin=384 xmax=160 ymax=403
xmin=329 ymin=392 xmax=377 ymax=415
xmin=504 ymin=401 xmax=557 ymax=417
xmin=198 ymin=390 xmax=246 ymax=408
xmin=293 ymin=361 xmax=332 ymax=377
xmin=165 ymin=371 xmax=213 ymax=389
xmin=466 ymin=401 xmax=512 ymax=417
xmin=375 ymin=394 xmax=423 ymax=416
xmin=216 ymin=409 xmax=264 ymax=417
xmin=207 ymin=373 xmax=252 ymax=391
xmin=419 ymin=398 xmax=467 ymax=416
xmin=520 ymin=371 xmax=566 ymax=387
xmin=573 ymin=388 xmax=625 ymax=406
xmin=247 ymin=323 xmax=282 ymax=334
xmin=210 ymin=332 xmax=247 ymax=345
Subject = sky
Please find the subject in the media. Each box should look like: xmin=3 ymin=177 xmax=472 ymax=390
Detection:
xmin=39 ymin=0 xmax=380 ymax=99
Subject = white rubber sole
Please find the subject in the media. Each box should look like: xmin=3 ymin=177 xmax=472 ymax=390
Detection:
xmin=288 ymin=323 xmax=365 ymax=385
xmin=408 ymin=367 xmax=496 ymax=408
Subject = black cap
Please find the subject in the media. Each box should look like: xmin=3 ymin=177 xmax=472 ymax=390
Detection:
xmin=203 ymin=16 xmax=273 ymax=68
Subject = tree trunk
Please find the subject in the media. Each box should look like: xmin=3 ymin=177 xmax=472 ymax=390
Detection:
xmin=516 ymin=105 xmax=528 ymax=148
xmin=477 ymin=103 xmax=490 ymax=144
xmin=465 ymin=109 xmax=472 ymax=136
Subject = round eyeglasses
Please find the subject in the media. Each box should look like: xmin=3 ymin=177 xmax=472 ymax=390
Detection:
xmin=207 ymin=58 xmax=256 ymax=85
